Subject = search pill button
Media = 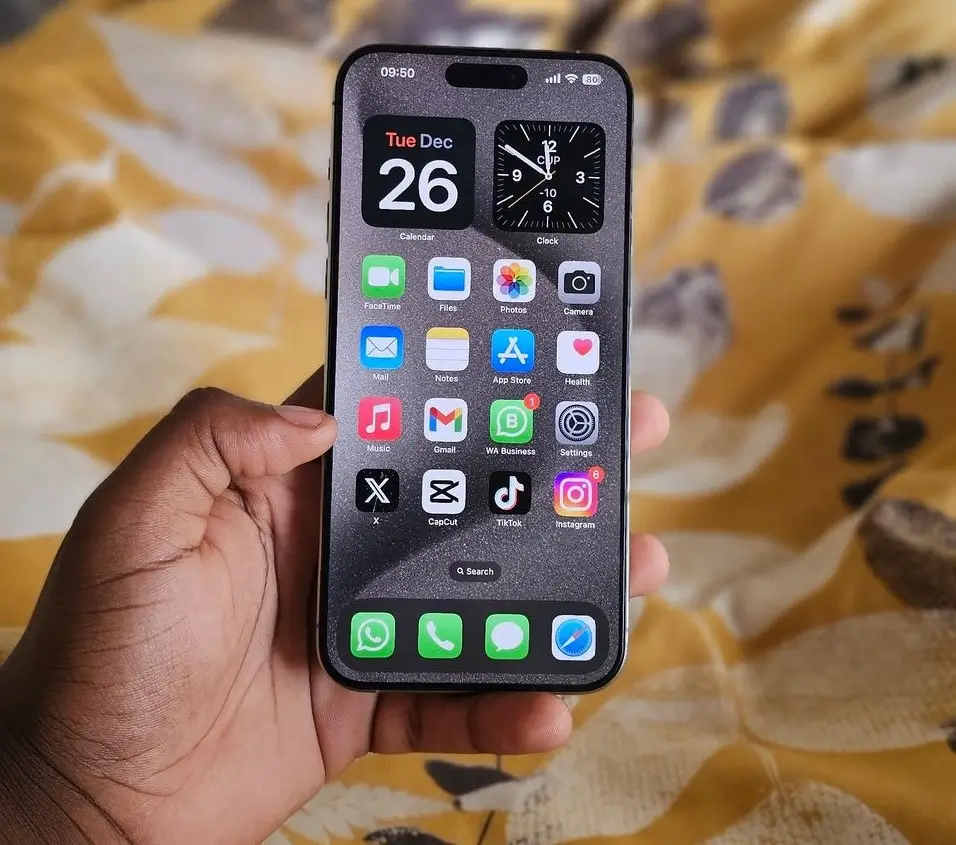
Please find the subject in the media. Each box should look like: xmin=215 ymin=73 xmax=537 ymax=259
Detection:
xmin=450 ymin=562 xmax=500 ymax=583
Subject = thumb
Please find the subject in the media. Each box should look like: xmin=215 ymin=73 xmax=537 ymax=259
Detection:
xmin=93 ymin=387 xmax=337 ymax=533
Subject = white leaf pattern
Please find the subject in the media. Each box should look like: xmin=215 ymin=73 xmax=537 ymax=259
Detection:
xmin=19 ymin=220 xmax=207 ymax=330
xmin=507 ymin=666 xmax=739 ymax=845
xmin=630 ymin=330 xmax=701 ymax=413
xmin=278 ymin=784 xmax=447 ymax=844
xmin=0 ymin=434 xmax=109 ymax=539
xmin=89 ymin=114 xmax=274 ymax=213
xmin=0 ymin=628 xmax=22 ymax=665
xmin=659 ymin=531 xmax=796 ymax=609
xmin=737 ymin=610 xmax=956 ymax=751
xmin=91 ymin=18 xmax=329 ymax=149
xmin=0 ymin=199 xmax=19 ymax=236
xmin=710 ymin=516 xmax=862 ymax=638
xmin=152 ymin=209 xmax=281 ymax=273
xmin=292 ymin=128 xmax=332 ymax=181
xmin=704 ymin=782 xmax=910 ymax=844
xmin=0 ymin=219 xmax=271 ymax=539
xmin=296 ymin=247 xmax=328 ymax=295
xmin=797 ymin=0 xmax=859 ymax=30
xmin=827 ymin=142 xmax=956 ymax=221
xmin=630 ymin=405 xmax=790 ymax=497
xmin=922 ymin=240 xmax=956 ymax=293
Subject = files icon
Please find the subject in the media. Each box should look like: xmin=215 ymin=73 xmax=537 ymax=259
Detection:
xmin=428 ymin=257 xmax=471 ymax=301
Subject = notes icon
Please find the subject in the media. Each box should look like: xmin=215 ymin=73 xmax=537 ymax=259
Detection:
xmin=358 ymin=397 xmax=402 ymax=442
xmin=426 ymin=327 xmax=470 ymax=372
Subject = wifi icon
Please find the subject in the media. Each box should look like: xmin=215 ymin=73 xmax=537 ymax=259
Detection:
xmin=565 ymin=73 xmax=579 ymax=84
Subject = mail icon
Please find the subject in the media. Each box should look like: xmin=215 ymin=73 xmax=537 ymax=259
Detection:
xmin=360 ymin=325 xmax=404 ymax=371
xmin=366 ymin=337 xmax=398 ymax=358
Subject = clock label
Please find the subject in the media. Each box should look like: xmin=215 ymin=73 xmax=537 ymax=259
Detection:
xmin=362 ymin=115 xmax=476 ymax=230
xmin=493 ymin=120 xmax=606 ymax=233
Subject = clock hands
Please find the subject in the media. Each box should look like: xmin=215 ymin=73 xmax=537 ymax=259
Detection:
xmin=507 ymin=174 xmax=549 ymax=209
xmin=503 ymin=144 xmax=547 ymax=177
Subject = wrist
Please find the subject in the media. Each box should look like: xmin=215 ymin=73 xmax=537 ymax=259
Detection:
xmin=0 ymin=669 xmax=131 ymax=845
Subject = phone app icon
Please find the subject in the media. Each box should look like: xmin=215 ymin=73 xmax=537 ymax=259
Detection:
xmin=489 ymin=472 xmax=532 ymax=515
xmin=491 ymin=329 xmax=535 ymax=374
xmin=429 ymin=257 xmax=471 ymax=301
xmin=485 ymin=614 xmax=530 ymax=660
xmin=418 ymin=613 xmax=463 ymax=659
xmin=490 ymin=400 xmax=533 ymax=444
xmin=554 ymin=472 xmax=598 ymax=518
xmin=494 ymin=259 xmax=536 ymax=303
xmin=350 ymin=612 xmax=396 ymax=659
xmin=426 ymin=327 xmax=470 ymax=372
xmin=362 ymin=255 xmax=405 ymax=299
xmin=358 ymin=397 xmax=402 ymax=442
xmin=355 ymin=469 xmax=399 ymax=513
xmin=360 ymin=325 xmax=404 ymax=370
xmin=558 ymin=261 xmax=602 ymax=305
xmin=422 ymin=469 xmax=467 ymax=515
xmin=552 ymin=615 xmax=597 ymax=661
xmin=555 ymin=402 xmax=599 ymax=445
xmin=557 ymin=331 xmax=600 ymax=375
xmin=424 ymin=398 xmax=468 ymax=443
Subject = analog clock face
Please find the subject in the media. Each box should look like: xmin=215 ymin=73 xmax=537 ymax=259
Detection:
xmin=493 ymin=120 xmax=606 ymax=233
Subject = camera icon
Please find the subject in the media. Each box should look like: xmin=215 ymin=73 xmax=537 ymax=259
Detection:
xmin=558 ymin=261 xmax=602 ymax=305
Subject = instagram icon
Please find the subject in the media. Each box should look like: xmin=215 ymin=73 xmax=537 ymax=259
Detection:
xmin=554 ymin=472 xmax=598 ymax=518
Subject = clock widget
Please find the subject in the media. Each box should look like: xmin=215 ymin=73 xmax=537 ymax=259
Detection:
xmin=493 ymin=120 xmax=606 ymax=233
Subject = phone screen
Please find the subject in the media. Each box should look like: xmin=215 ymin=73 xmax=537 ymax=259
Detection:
xmin=320 ymin=47 xmax=633 ymax=691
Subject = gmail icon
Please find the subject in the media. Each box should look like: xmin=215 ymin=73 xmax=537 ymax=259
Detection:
xmin=424 ymin=398 xmax=468 ymax=443
xmin=360 ymin=325 xmax=404 ymax=371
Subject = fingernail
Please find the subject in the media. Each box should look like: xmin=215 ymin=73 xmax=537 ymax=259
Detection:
xmin=275 ymin=405 xmax=326 ymax=427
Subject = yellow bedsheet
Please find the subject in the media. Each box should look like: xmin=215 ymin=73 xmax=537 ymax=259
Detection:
xmin=1 ymin=1 xmax=955 ymax=843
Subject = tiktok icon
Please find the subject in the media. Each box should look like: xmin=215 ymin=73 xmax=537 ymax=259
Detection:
xmin=489 ymin=472 xmax=533 ymax=515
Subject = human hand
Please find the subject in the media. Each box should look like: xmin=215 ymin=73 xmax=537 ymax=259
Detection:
xmin=0 ymin=372 xmax=670 ymax=845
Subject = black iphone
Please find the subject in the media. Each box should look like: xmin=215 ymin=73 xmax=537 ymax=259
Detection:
xmin=319 ymin=45 xmax=634 ymax=693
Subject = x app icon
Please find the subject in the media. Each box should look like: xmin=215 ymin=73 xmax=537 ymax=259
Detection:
xmin=355 ymin=469 xmax=399 ymax=513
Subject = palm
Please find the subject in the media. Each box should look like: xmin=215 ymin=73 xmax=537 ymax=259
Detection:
xmin=0 ymin=379 xmax=670 ymax=845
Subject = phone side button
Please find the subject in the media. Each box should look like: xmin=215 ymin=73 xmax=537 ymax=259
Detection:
xmin=450 ymin=562 xmax=500 ymax=583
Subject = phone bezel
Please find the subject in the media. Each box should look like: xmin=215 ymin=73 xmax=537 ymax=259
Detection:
xmin=317 ymin=43 xmax=635 ymax=694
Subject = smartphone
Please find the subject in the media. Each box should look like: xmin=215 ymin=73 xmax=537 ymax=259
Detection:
xmin=319 ymin=45 xmax=634 ymax=693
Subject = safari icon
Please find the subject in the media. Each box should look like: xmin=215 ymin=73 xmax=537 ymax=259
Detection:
xmin=350 ymin=611 xmax=396 ymax=659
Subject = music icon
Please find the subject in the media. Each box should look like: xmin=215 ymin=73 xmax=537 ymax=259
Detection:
xmin=358 ymin=397 xmax=403 ymax=442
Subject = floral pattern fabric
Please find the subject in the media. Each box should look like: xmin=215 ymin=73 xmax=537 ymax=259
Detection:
xmin=1 ymin=1 xmax=955 ymax=843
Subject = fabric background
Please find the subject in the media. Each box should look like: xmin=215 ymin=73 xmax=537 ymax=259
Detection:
xmin=1 ymin=0 xmax=955 ymax=842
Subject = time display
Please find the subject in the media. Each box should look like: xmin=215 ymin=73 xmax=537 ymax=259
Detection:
xmin=493 ymin=120 xmax=606 ymax=233
xmin=362 ymin=115 xmax=476 ymax=230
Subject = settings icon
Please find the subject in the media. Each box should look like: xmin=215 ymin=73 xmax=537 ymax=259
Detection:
xmin=555 ymin=402 xmax=599 ymax=445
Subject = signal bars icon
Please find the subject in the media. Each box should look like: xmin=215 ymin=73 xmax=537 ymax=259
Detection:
xmin=545 ymin=73 xmax=562 ymax=84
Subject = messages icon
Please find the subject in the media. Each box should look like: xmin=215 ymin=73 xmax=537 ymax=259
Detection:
xmin=429 ymin=257 xmax=471 ymax=301
xmin=485 ymin=614 xmax=529 ymax=660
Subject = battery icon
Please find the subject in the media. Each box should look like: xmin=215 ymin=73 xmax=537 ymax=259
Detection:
xmin=582 ymin=73 xmax=603 ymax=86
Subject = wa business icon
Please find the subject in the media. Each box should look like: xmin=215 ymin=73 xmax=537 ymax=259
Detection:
xmin=424 ymin=398 xmax=468 ymax=443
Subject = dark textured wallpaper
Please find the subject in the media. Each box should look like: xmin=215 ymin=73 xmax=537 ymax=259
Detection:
xmin=323 ymin=48 xmax=632 ymax=688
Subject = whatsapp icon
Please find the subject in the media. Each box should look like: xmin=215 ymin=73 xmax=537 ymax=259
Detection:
xmin=490 ymin=400 xmax=533 ymax=445
xmin=350 ymin=612 xmax=396 ymax=659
